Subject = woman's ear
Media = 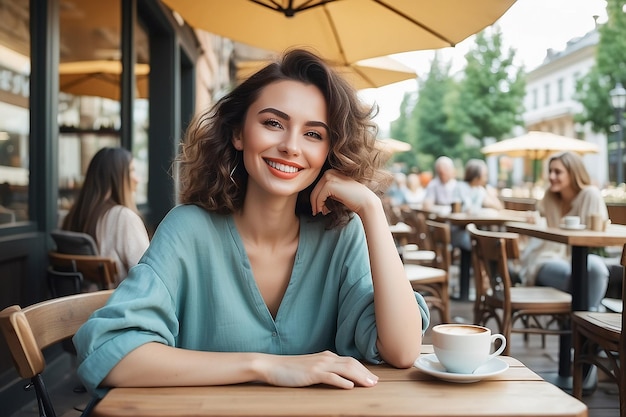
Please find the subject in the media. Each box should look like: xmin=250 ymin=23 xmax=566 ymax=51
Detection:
xmin=232 ymin=135 xmax=243 ymax=151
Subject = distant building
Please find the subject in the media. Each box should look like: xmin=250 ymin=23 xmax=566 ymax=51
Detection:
xmin=522 ymin=28 xmax=608 ymax=186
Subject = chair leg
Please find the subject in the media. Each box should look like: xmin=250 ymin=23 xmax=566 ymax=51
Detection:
xmin=33 ymin=374 xmax=57 ymax=417
xmin=572 ymin=322 xmax=584 ymax=400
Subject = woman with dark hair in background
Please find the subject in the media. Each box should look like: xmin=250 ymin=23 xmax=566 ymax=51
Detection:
xmin=74 ymin=48 xmax=429 ymax=398
xmin=62 ymin=147 xmax=150 ymax=282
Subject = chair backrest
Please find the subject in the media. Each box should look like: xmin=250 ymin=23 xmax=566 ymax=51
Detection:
xmin=47 ymin=267 xmax=84 ymax=298
xmin=49 ymin=251 xmax=118 ymax=289
xmin=401 ymin=209 xmax=432 ymax=251
xmin=382 ymin=198 xmax=402 ymax=225
xmin=425 ymin=220 xmax=451 ymax=272
xmin=50 ymin=229 xmax=99 ymax=256
xmin=467 ymin=223 xmax=520 ymax=308
xmin=0 ymin=290 xmax=112 ymax=417
xmin=0 ymin=290 xmax=113 ymax=378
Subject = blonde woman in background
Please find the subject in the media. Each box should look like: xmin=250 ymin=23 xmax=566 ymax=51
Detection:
xmin=520 ymin=151 xmax=609 ymax=310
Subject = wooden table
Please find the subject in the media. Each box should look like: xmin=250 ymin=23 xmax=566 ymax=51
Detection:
xmin=91 ymin=346 xmax=587 ymax=417
xmin=415 ymin=208 xmax=527 ymax=301
xmin=504 ymin=222 xmax=626 ymax=384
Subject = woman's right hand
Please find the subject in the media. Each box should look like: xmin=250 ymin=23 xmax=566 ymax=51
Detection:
xmin=258 ymin=351 xmax=378 ymax=389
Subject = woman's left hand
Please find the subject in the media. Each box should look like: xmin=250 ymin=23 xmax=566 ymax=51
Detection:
xmin=310 ymin=169 xmax=375 ymax=216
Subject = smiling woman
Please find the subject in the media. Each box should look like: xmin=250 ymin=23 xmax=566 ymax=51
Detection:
xmin=73 ymin=48 xmax=430 ymax=400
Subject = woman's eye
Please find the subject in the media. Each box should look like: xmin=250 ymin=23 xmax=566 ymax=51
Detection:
xmin=305 ymin=131 xmax=323 ymax=140
xmin=263 ymin=119 xmax=283 ymax=129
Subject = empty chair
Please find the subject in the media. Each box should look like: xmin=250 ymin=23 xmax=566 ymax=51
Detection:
xmin=467 ymin=223 xmax=571 ymax=355
xmin=572 ymin=243 xmax=625 ymax=416
xmin=399 ymin=209 xmax=436 ymax=265
xmin=0 ymin=290 xmax=113 ymax=417
xmin=409 ymin=220 xmax=451 ymax=324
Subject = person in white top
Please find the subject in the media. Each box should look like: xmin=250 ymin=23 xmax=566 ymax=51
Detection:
xmin=453 ymin=159 xmax=503 ymax=214
xmin=422 ymin=156 xmax=457 ymax=209
xmin=403 ymin=173 xmax=425 ymax=205
xmin=62 ymin=147 xmax=150 ymax=283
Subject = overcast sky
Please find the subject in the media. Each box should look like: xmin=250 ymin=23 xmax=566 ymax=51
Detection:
xmin=359 ymin=0 xmax=609 ymax=135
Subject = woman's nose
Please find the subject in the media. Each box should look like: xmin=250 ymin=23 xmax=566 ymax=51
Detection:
xmin=277 ymin=132 xmax=301 ymax=156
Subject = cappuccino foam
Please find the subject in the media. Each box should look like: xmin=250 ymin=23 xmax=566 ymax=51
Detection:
xmin=437 ymin=325 xmax=486 ymax=335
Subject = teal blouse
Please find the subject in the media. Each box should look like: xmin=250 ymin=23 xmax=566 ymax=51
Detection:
xmin=74 ymin=205 xmax=430 ymax=397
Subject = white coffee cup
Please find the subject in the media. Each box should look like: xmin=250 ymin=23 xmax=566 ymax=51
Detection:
xmin=562 ymin=215 xmax=580 ymax=228
xmin=432 ymin=324 xmax=506 ymax=374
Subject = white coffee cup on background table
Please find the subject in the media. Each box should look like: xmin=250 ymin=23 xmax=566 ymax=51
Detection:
xmin=562 ymin=215 xmax=581 ymax=228
xmin=432 ymin=324 xmax=506 ymax=374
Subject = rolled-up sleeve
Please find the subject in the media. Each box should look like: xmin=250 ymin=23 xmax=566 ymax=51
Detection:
xmin=73 ymin=266 xmax=177 ymax=397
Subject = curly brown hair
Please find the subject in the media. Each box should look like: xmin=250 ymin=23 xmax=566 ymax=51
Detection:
xmin=177 ymin=48 xmax=390 ymax=228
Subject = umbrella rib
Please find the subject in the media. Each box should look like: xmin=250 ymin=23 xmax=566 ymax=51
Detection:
xmin=351 ymin=65 xmax=376 ymax=89
xmin=248 ymin=0 xmax=337 ymax=17
xmin=323 ymin=6 xmax=349 ymax=65
xmin=373 ymin=0 xmax=456 ymax=46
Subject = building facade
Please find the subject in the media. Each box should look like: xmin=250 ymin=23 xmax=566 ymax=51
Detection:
xmin=523 ymin=29 xmax=609 ymax=187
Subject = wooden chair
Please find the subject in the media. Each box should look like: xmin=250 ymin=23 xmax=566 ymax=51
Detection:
xmin=48 ymin=252 xmax=118 ymax=290
xmin=0 ymin=290 xmax=113 ymax=417
xmin=467 ymin=223 xmax=571 ymax=355
xmin=572 ymin=243 xmax=624 ymax=416
xmin=399 ymin=209 xmax=436 ymax=265
xmin=408 ymin=220 xmax=451 ymax=324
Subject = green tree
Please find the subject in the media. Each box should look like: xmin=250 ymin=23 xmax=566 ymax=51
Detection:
xmin=412 ymin=53 xmax=462 ymax=159
xmin=575 ymin=0 xmax=626 ymax=134
xmin=449 ymin=26 xmax=526 ymax=145
xmin=387 ymin=92 xmax=418 ymax=169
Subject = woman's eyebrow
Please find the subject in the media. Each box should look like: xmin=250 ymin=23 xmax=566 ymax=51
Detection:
xmin=258 ymin=107 xmax=329 ymax=134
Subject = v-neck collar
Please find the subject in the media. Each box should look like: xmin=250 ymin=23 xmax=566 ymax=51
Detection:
xmin=227 ymin=214 xmax=304 ymax=324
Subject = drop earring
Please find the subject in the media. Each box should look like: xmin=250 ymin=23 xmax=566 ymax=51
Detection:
xmin=229 ymin=162 xmax=239 ymax=187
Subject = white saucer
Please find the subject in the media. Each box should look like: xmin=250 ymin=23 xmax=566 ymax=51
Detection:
xmin=413 ymin=353 xmax=509 ymax=383
xmin=559 ymin=223 xmax=586 ymax=230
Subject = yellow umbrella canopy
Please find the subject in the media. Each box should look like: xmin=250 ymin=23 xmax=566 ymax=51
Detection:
xmin=237 ymin=56 xmax=416 ymax=90
xmin=481 ymin=131 xmax=599 ymax=183
xmin=59 ymin=60 xmax=150 ymax=100
xmin=161 ymin=0 xmax=516 ymax=64
xmin=481 ymin=131 xmax=599 ymax=160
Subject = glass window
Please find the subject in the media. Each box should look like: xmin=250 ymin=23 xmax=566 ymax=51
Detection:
xmin=557 ymin=78 xmax=564 ymax=102
xmin=0 ymin=0 xmax=30 ymax=226
xmin=133 ymin=21 xmax=149 ymax=205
